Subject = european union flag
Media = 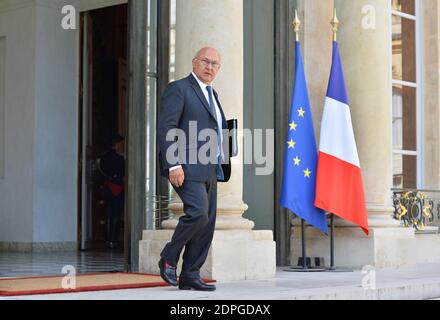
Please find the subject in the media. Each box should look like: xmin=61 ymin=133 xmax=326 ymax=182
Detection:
xmin=280 ymin=41 xmax=328 ymax=234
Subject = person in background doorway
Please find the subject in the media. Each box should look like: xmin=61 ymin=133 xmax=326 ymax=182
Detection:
xmin=99 ymin=133 xmax=125 ymax=249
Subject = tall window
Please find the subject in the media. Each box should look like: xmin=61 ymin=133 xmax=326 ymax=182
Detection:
xmin=146 ymin=0 xmax=158 ymax=229
xmin=169 ymin=0 xmax=176 ymax=81
xmin=0 ymin=37 xmax=5 ymax=179
xmin=392 ymin=0 xmax=422 ymax=189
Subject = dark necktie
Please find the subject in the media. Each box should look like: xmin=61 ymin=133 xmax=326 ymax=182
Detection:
xmin=206 ymin=86 xmax=224 ymax=180
xmin=206 ymin=86 xmax=217 ymax=121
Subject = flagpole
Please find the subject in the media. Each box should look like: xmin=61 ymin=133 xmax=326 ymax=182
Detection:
xmin=331 ymin=8 xmax=339 ymax=42
xmin=300 ymin=219 xmax=307 ymax=268
xmin=294 ymin=11 xmax=308 ymax=271
xmin=284 ymin=10 xmax=325 ymax=273
xmin=328 ymin=8 xmax=339 ymax=272
xmin=293 ymin=9 xmax=300 ymax=42
xmin=326 ymin=9 xmax=352 ymax=273
xmin=295 ymin=11 xmax=308 ymax=271
xmin=330 ymin=214 xmax=335 ymax=270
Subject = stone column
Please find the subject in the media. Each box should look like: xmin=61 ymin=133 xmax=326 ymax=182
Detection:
xmin=161 ymin=0 xmax=253 ymax=231
xmin=423 ymin=0 xmax=440 ymax=190
xmin=291 ymin=0 xmax=417 ymax=270
xmin=295 ymin=0 xmax=401 ymax=228
xmin=298 ymin=0 xmax=334 ymax=136
xmin=140 ymin=0 xmax=275 ymax=281
xmin=334 ymin=0 xmax=401 ymax=229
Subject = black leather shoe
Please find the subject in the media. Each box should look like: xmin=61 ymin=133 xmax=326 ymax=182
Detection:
xmin=179 ymin=278 xmax=216 ymax=291
xmin=158 ymin=259 xmax=177 ymax=287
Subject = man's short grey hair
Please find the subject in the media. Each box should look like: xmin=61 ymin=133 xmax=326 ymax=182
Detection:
xmin=194 ymin=47 xmax=222 ymax=61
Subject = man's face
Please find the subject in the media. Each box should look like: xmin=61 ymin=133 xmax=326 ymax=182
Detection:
xmin=115 ymin=141 xmax=125 ymax=155
xmin=192 ymin=48 xmax=221 ymax=85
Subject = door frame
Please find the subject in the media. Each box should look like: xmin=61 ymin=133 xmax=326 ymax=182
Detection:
xmin=125 ymin=0 xmax=171 ymax=272
xmin=78 ymin=11 xmax=94 ymax=251
xmin=78 ymin=4 xmax=130 ymax=253
xmin=125 ymin=0 xmax=148 ymax=272
xmin=78 ymin=0 xmax=170 ymax=271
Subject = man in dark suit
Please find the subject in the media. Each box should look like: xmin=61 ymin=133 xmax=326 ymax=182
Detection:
xmin=157 ymin=47 xmax=231 ymax=291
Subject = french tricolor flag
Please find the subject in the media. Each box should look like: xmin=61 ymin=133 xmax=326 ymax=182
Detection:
xmin=314 ymin=41 xmax=369 ymax=235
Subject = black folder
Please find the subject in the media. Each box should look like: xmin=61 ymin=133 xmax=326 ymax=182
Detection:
xmin=219 ymin=119 xmax=238 ymax=183
xmin=227 ymin=119 xmax=238 ymax=158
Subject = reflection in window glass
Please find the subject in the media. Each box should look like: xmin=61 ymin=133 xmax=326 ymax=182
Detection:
xmin=392 ymin=85 xmax=417 ymax=151
xmin=0 ymin=38 xmax=4 ymax=178
xmin=393 ymin=154 xmax=417 ymax=189
xmin=392 ymin=0 xmax=415 ymax=15
xmin=147 ymin=0 xmax=157 ymax=73
xmin=170 ymin=0 xmax=176 ymax=81
xmin=145 ymin=0 xmax=158 ymax=229
xmin=146 ymin=76 xmax=157 ymax=217
xmin=392 ymin=15 xmax=416 ymax=82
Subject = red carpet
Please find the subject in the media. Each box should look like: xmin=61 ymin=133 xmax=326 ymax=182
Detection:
xmin=0 ymin=272 xmax=175 ymax=296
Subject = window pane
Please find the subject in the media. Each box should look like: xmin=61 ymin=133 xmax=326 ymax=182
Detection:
xmin=145 ymin=76 xmax=157 ymax=229
xmin=147 ymin=0 xmax=157 ymax=73
xmin=0 ymin=37 xmax=4 ymax=178
xmin=393 ymin=154 xmax=417 ymax=189
xmin=169 ymin=0 xmax=176 ymax=81
xmin=392 ymin=0 xmax=415 ymax=15
xmin=392 ymin=15 xmax=416 ymax=82
xmin=393 ymin=85 xmax=417 ymax=151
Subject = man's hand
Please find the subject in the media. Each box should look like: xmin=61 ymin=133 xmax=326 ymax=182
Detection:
xmin=169 ymin=168 xmax=185 ymax=188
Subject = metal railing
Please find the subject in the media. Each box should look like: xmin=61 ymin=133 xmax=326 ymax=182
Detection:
xmin=392 ymin=189 xmax=440 ymax=231
xmin=145 ymin=194 xmax=172 ymax=230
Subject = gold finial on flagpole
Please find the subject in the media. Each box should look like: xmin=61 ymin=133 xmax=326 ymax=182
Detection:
xmin=331 ymin=8 xmax=339 ymax=42
xmin=293 ymin=9 xmax=300 ymax=42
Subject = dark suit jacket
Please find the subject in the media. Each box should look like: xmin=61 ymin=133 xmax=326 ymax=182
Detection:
xmin=158 ymin=74 xmax=231 ymax=182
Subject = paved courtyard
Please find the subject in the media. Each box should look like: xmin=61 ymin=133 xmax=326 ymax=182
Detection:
xmin=2 ymin=263 xmax=440 ymax=300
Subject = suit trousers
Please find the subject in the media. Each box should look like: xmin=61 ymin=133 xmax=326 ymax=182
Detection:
xmin=160 ymin=171 xmax=217 ymax=280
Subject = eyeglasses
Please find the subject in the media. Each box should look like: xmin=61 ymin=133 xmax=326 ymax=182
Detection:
xmin=195 ymin=57 xmax=221 ymax=68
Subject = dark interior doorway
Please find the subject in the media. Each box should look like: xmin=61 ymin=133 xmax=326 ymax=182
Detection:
xmin=79 ymin=4 xmax=128 ymax=256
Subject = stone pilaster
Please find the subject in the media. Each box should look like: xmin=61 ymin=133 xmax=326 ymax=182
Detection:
xmin=140 ymin=0 xmax=275 ymax=281
xmin=161 ymin=0 xmax=253 ymax=231
xmin=291 ymin=0 xmax=417 ymax=269
xmin=423 ymin=0 xmax=440 ymax=190
xmin=334 ymin=0 xmax=400 ymax=228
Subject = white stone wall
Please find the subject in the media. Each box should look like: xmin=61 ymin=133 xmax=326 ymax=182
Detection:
xmin=32 ymin=2 xmax=79 ymax=243
xmin=0 ymin=0 xmax=129 ymax=249
xmin=0 ymin=2 xmax=36 ymax=243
